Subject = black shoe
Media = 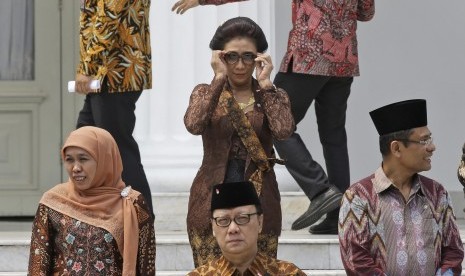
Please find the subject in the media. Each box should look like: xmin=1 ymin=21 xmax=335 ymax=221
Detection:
xmin=291 ymin=187 xmax=342 ymax=230
xmin=309 ymin=214 xmax=338 ymax=234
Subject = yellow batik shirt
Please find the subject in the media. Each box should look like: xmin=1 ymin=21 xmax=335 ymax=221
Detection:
xmin=78 ymin=0 xmax=152 ymax=93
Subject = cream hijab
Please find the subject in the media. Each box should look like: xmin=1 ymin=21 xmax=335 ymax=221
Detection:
xmin=40 ymin=126 xmax=140 ymax=275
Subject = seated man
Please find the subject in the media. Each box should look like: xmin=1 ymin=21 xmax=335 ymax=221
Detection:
xmin=339 ymin=99 xmax=464 ymax=276
xmin=188 ymin=181 xmax=306 ymax=275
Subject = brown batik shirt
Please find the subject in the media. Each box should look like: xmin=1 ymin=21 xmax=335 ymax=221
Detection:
xmin=187 ymin=253 xmax=307 ymax=276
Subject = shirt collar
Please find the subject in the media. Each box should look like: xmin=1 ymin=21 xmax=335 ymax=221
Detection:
xmin=373 ymin=166 xmax=423 ymax=196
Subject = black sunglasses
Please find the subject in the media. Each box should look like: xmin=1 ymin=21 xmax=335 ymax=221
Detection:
xmin=223 ymin=52 xmax=257 ymax=65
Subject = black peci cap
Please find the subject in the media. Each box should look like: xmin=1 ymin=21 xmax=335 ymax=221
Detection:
xmin=211 ymin=181 xmax=261 ymax=212
xmin=369 ymin=99 xmax=427 ymax=135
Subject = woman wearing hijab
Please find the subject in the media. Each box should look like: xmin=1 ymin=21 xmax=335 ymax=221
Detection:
xmin=28 ymin=126 xmax=155 ymax=275
xmin=184 ymin=17 xmax=295 ymax=267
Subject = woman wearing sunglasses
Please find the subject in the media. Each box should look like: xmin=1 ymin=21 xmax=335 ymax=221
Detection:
xmin=184 ymin=16 xmax=295 ymax=267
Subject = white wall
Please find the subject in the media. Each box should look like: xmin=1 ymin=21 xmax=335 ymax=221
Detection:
xmin=275 ymin=0 xmax=465 ymax=193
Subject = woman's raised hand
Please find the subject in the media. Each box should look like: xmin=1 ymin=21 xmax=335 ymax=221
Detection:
xmin=211 ymin=50 xmax=227 ymax=81
xmin=255 ymin=53 xmax=274 ymax=89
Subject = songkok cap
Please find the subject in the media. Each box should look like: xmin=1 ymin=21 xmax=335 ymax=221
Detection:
xmin=211 ymin=181 xmax=261 ymax=212
xmin=369 ymin=99 xmax=427 ymax=135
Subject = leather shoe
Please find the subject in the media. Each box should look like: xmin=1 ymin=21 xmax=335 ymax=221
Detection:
xmin=309 ymin=214 xmax=338 ymax=234
xmin=291 ymin=186 xmax=342 ymax=230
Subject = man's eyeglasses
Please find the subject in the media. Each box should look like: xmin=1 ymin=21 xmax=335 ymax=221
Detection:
xmin=398 ymin=136 xmax=433 ymax=146
xmin=223 ymin=52 xmax=257 ymax=65
xmin=212 ymin=213 xmax=259 ymax=227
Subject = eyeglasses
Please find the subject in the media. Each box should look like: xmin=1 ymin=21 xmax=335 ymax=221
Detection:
xmin=212 ymin=213 xmax=259 ymax=227
xmin=398 ymin=136 xmax=433 ymax=146
xmin=223 ymin=52 xmax=257 ymax=65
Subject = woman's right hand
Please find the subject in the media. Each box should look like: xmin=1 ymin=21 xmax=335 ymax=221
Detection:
xmin=211 ymin=50 xmax=227 ymax=81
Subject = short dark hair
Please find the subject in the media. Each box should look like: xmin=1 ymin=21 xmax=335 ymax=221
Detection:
xmin=379 ymin=129 xmax=414 ymax=156
xmin=209 ymin=17 xmax=268 ymax=52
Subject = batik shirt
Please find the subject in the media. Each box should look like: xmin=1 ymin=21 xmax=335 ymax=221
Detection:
xmin=28 ymin=198 xmax=156 ymax=275
xmin=187 ymin=252 xmax=306 ymax=276
xmin=199 ymin=0 xmax=375 ymax=76
xmin=339 ymin=167 xmax=464 ymax=276
xmin=78 ymin=0 xmax=152 ymax=92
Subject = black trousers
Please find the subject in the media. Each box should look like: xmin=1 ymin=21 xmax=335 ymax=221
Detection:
xmin=273 ymin=72 xmax=353 ymax=201
xmin=76 ymin=89 xmax=154 ymax=215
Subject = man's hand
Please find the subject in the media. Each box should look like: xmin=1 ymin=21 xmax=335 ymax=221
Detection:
xmin=171 ymin=0 xmax=199 ymax=14
xmin=75 ymin=74 xmax=96 ymax=95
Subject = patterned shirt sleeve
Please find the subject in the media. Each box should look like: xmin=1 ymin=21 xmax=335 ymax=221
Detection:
xmin=199 ymin=0 xmax=247 ymax=5
xmin=256 ymin=87 xmax=295 ymax=140
xmin=184 ymin=78 xmax=225 ymax=135
xmin=338 ymin=187 xmax=385 ymax=276
xmin=438 ymin=190 xmax=464 ymax=274
xmin=357 ymin=0 xmax=375 ymax=21
xmin=28 ymin=204 xmax=53 ymax=275
xmin=135 ymin=194 xmax=156 ymax=275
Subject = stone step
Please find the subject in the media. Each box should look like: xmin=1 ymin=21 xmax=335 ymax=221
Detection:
xmin=4 ymin=228 xmax=465 ymax=274
xmin=0 ymin=230 xmax=342 ymax=272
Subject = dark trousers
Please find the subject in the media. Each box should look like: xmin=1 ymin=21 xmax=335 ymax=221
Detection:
xmin=273 ymin=72 xmax=352 ymax=201
xmin=76 ymin=89 xmax=154 ymax=215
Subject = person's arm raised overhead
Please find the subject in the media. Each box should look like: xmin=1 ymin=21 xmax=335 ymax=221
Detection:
xmin=172 ymin=0 xmax=247 ymax=14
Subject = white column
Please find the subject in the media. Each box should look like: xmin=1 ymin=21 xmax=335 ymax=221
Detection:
xmin=135 ymin=1 xmax=295 ymax=193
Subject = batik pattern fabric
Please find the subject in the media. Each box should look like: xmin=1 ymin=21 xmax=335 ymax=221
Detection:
xmin=199 ymin=0 xmax=374 ymax=77
xmin=187 ymin=252 xmax=306 ymax=276
xmin=219 ymin=88 xmax=271 ymax=196
xmin=339 ymin=167 xmax=464 ymax=276
xmin=184 ymin=77 xmax=294 ymax=267
xmin=78 ymin=0 xmax=152 ymax=92
xmin=188 ymin=230 xmax=278 ymax=268
xmin=28 ymin=195 xmax=156 ymax=275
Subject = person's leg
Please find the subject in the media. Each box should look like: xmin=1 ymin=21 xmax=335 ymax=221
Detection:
xmin=309 ymin=76 xmax=353 ymax=234
xmin=77 ymin=90 xmax=154 ymax=215
xmin=76 ymin=95 xmax=95 ymax=128
xmin=273 ymin=72 xmax=342 ymax=231
xmin=315 ymin=77 xmax=352 ymax=195
xmin=273 ymin=72 xmax=329 ymax=199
